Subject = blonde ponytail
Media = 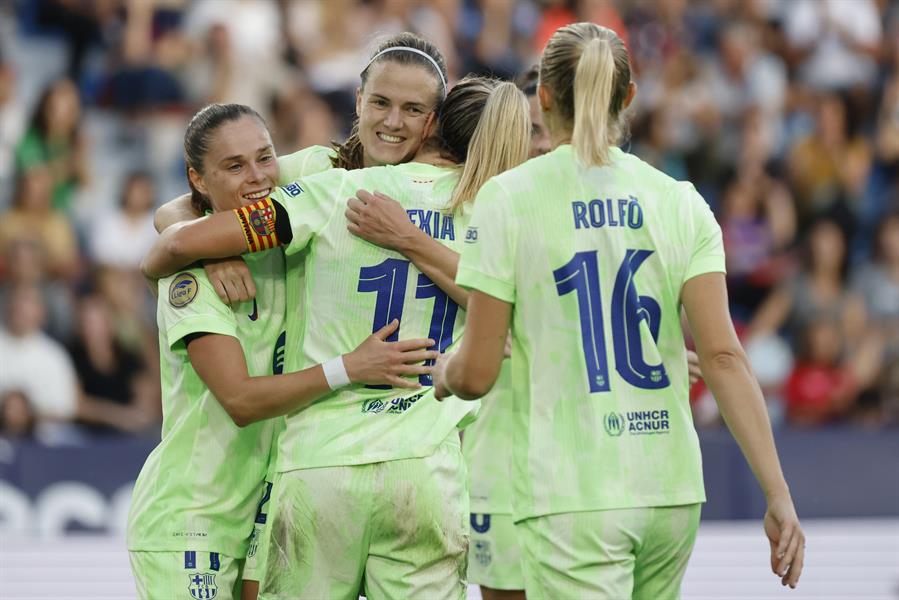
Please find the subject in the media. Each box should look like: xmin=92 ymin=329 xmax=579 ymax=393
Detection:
xmin=448 ymin=82 xmax=530 ymax=212
xmin=572 ymin=38 xmax=615 ymax=167
xmin=540 ymin=23 xmax=631 ymax=168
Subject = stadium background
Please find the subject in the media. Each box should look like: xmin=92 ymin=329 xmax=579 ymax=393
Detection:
xmin=0 ymin=0 xmax=896 ymax=598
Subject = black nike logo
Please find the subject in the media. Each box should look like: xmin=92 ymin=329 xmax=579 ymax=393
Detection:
xmin=248 ymin=299 xmax=258 ymax=321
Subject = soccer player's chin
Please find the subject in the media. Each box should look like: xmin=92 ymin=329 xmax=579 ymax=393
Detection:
xmin=371 ymin=139 xmax=410 ymax=165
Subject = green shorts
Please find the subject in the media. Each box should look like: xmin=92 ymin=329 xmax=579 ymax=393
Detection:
xmin=468 ymin=513 xmax=524 ymax=590
xmin=259 ymin=434 xmax=468 ymax=600
xmin=129 ymin=550 xmax=242 ymax=600
xmin=518 ymin=504 xmax=701 ymax=600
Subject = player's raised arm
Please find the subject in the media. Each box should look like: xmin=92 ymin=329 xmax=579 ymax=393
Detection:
xmin=154 ymin=192 xmax=198 ymax=233
xmin=436 ymin=290 xmax=510 ymax=400
xmin=142 ymin=197 xmax=291 ymax=279
xmin=347 ymin=189 xmax=469 ymax=307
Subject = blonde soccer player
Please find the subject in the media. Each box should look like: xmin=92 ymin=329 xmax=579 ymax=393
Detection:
xmin=434 ymin=22 xmax=805 ymax=599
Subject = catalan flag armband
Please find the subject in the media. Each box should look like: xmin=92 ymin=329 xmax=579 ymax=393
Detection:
xmin=235 ymin=198 xmax=281 ymax=253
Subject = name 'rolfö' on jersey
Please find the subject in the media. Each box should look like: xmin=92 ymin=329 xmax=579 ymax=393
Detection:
xmin=572 ymin=196 xmax=644 ymax=230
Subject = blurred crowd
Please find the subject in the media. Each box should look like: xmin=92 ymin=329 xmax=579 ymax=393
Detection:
xmin=0 ymin=0 xmax=897 ymax=443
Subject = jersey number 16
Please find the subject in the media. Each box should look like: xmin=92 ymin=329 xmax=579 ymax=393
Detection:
xmin=554 ymin=249 xmax=670 ymax=393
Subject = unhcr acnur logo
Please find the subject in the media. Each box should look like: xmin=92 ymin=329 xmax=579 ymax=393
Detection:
xmin=604 ymin=412 xmax=625 ymax=436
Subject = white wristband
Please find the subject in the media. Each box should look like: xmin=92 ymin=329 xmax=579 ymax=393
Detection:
xmin=322 ymin=356 xmax=351 ymax=390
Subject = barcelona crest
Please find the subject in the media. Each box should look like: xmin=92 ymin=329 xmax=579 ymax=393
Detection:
xmin=188 ymin=573 xmax=217 ymax=599
xmin=249 ymin=205 xmax=276 ymax=237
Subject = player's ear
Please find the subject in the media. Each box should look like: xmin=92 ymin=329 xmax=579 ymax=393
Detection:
xmin=422 ymin=110 xmax=437 ymax=141
xmin=187 ymin=167 xmax=208 ymax=196
xmin=624 ymin=81 xmax=637 ymax=109
xmin=355 ymin=87 xmax=363 ymax=118
xmin=538 ymin=83 xmax=553 ymax=112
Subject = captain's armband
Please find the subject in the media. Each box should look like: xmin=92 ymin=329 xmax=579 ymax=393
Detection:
xmin=234 ymin=198 xmax=282 ymax=253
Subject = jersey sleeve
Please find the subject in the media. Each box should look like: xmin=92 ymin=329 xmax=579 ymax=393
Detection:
xmin=271 ymin=171 xmax=347 ymax=257
xmin=455 ymin=178 xmax=517 ymax=303
xmin=277 ymin=145 xmax=335 ymax=182
xmin=679 ymin=182 xmax=726 ymax=283
xmin=157 ymin=268 xmax=238 ymax=351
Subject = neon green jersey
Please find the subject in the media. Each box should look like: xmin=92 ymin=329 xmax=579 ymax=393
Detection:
xmin=258 ymin=145 xmax=336 ymax=488
xmin=268 ymin=161 xmax=477 ymax=471
xmin=462 ymin=359 xmax=514 ymax=514
xmin=277 ymin=145 xmax=334 ymax=184
xmin=127 ymin=250 xmax=286 ymax=556
xmin=457 ymin=145 xmax=724 ymax=521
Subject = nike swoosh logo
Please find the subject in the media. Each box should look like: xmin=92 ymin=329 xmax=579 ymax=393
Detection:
xmin=248 ymin=299 xmax=258 ymax=321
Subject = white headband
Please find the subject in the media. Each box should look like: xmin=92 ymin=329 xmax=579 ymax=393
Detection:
xmin=365 ymin=46 xmax=447 ymax=97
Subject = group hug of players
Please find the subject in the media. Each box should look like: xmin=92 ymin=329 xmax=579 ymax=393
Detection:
xmin=126 ymin=22 xmax=805 ymax=600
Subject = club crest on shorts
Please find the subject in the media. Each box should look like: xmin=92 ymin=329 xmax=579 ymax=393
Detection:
xmin=169 ymin=273 xmax=198 ymax=308
xmin=188 ymin=573 xmax=217 ymax=599
xmin=473 ymin=539 xmax=492 ymax=567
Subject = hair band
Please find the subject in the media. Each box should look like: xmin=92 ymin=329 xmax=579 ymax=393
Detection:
xmin=365 ymin=46 xmax=447 ymax=96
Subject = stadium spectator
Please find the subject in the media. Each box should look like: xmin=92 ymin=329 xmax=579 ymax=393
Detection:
xmin=0 ymin=165 xmax=80 ymax=281
xmin=0 ymin=285 xmax=79 ymax=427
xmin=0 ymin=238 xmax=76 ymax=343
xmin=68 ymin=295 xmax=160 ymax=435
xmin=88 ymin=171 xmax=159 ymax=271
xmin=747 ymin=219 xmax=867 ymax=350
xmin=0 ymin=390 xmax=36 ymax=439
xmin=785 ymin=319 xmax=865 ymax=427
xmin=0 ymin=55 xmax=25 ymax=208
xmin=782 ymin=0 xmax=883 ymax=92
xmin=788 ymin=92 xmax=872 ymax=232
xmin=14 ymin=77 xmax=88 ymax=212
xmin=852 ymin=212 xmax=899 ymax=424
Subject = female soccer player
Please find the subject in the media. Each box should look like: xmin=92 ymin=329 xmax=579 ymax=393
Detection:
xmin=141 ymin=76 xmax=530 ymax=599
xmin=127 ymin=103 xmax=438 ymax=600
xmin=435 ymin=23 xmax=805 ymax=599
xmin=346 ymin=64 xmax=704 ymax=600
xmin=148 ymin=33 xmax=449 ymax=598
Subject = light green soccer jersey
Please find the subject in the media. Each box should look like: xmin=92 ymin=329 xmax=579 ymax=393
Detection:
xmin=457 ymin=145 xmax=725 ymax=522
xmin=463 ymin=359 xmax=514 ymax=514
xmin=127 ymin=250 xmax=286 ymax=557
xmin=278 ymin=145 xmax=334 ymax=183
xmin=268 ymin=161 xmax=477 ymax=471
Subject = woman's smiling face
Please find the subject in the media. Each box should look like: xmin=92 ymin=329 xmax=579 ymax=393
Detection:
xmin=189 ymin=114 xmax=279 ymax=213
xmin=355 ymin=61 xmax=441 ymax=168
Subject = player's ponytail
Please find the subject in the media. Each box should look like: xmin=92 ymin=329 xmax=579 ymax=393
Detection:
xmin=540 ymin=23 xmax=631 ymax=167
xmin=448 ymin=81 xmax=529 ymax=213
xmin=572 ymin=38 xmax=615 ymax=166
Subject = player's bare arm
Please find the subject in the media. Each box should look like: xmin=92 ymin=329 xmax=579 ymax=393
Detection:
xmin=141 ymin=209 xmax=249 ymax=279
xmin=154 ymin=192 xmax=198 ymax=233
xmin=347 ymin=189 xmax=469 ymax=307
xmin=189 ymin=319 xmax=438 ymax=427
xmin=154 ymin=192 xmax=258 ymax=304
xmin=682 ymin=271 xmax=805 ymax=589
xmin=436 ymin=289 xmax=510 ymax=400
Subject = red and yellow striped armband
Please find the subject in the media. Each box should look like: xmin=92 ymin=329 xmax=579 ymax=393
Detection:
xmin=234 ymin=198 xmax=281 ymax=253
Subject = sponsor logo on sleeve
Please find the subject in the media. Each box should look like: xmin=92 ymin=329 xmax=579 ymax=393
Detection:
xmin=604 ymin=410 xmax=671 ymax=436
xmin=280 ymin=182 xmax=304 ymax=197
xmin=169 ymin=273 xmax=198 ymax=308
xmin=464 ymin=226 xmax=478 ymax=243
